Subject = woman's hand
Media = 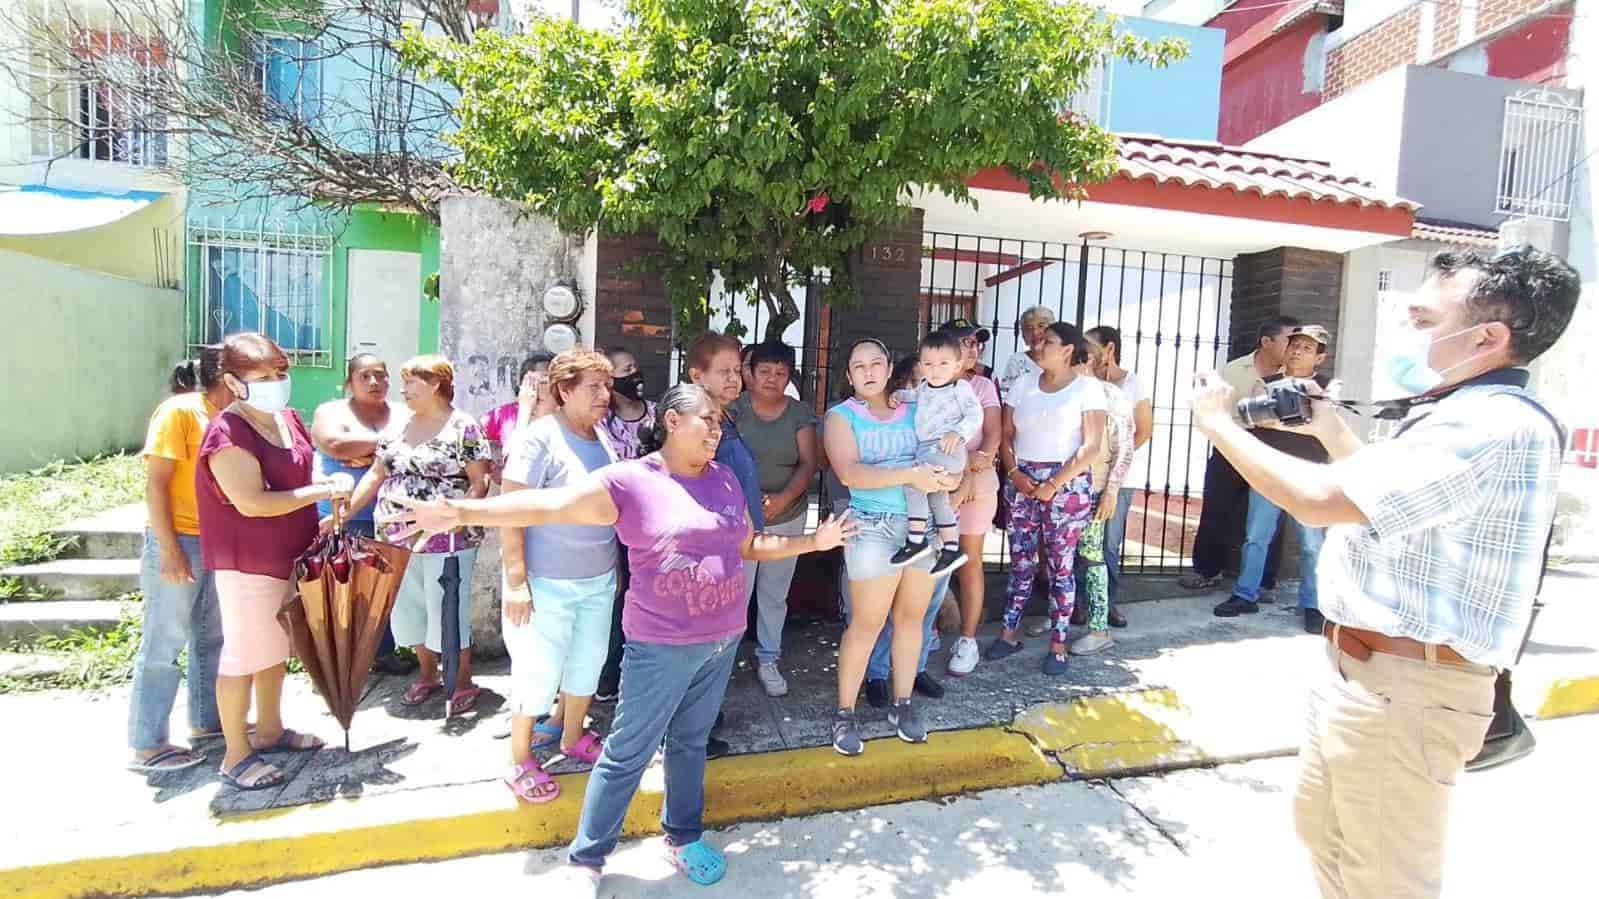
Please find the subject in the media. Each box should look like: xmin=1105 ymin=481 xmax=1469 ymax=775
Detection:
xmin=1008 ymin=468 xmax=1038 ymax=494
xmin=812 ymin=509 xmax=859 ymax=552
xmin=503 ymin=581 xmax=533 ymax=627
xmin=1094 ymin=488 xmax=1118 ymax=521
xmin=968 ymin=449 xmax=993 ymax=473
xmin=158 ymin=543 xmax=195 ymax=585
xmin=321 ymin=472 xmax=355 ymax=503
xmin=380 ymin=495 xmax=463 ymax=550
xmin=908 ymin=464 xmax=959 ymax=494
xmin=1030 ymin=479 xmax=1060 ymax=502
xmin=950 ymin=475 xmax=976 ymax=510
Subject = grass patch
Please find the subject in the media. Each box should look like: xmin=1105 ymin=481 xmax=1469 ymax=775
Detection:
xmin=0 ymin=454 xmax=143 ymax=599
xmin=0 ymin=603 xmax=142 ymax=694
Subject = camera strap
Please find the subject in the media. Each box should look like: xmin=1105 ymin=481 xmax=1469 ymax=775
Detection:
xmin=1316 ymin=367 xmax=1539 ymax=423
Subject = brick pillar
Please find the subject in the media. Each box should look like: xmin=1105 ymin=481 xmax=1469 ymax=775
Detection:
xmin=1228 ymin=246 xmax=1344 ymax=580
xmin=823 ymin=207 xmax=926 ymax=399
xmin=592 ymin=232 xmax=674 ymax=395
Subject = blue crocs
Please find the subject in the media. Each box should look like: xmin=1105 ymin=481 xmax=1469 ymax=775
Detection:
xmin=669 ymin=839 xmax=728 ymax=886
xmin=530 ymin=716 xmax=562 ymax=751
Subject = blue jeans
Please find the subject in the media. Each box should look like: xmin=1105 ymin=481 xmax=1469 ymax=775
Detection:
xmin=839 ymin=566 xmax=950 ymax=681
xmin=1103 ymin=487 xmax=1136 ymax=608
xmin=128 ymin=531 xmax=222 ymax=751
xmin=1235 ymin=490 xmax=1324 ymax=608
xmin=568 ymin=632 xmax=743 ymax=870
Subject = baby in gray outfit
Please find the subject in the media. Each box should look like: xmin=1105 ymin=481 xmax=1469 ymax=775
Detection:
xmin=891 ymin=331 xmax=983 ymax=576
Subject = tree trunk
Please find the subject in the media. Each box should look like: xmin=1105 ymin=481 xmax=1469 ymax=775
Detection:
xmin=757 ymin=259 xmax=801 ymax=344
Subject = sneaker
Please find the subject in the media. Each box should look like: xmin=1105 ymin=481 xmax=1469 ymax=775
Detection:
xmin=1070 ymin=632 xmax=1114 ymax=656
xmin=1303 ymin=608 xmax=1326 ymax=635
xmin=756 ymin=662 xmax=789 ymax=697
xmin=537 ymin=866 xmax=600 ymax=899
xmin=983 ymin=638 xmax=1024 ymax=661
xmin=913 ymin=671 xmax=946 ymax=699
xmin=888 ymin=700 xmax=928 ymax=743
xmin=706 ymin=736 xmax=731 ymax=760
xmin=947 ymin=636 xmax=980 ymax=677
xmin=889 ymin=540 xmax=936 ymax=568
xmin=1258 ymin=586 xmax=1279 ymax=604
xmin=832 ymin=709 xmax=864 ymax=756
xmin=928 ymin=546 xmax=968 ymax=576
xmin=1042 ymin=652 xmax=1071 ymax=676
xmin=1213 ymin=596 xmax=1260 ymax=617
xmin=864 ymin=678 xmax=891 ymax=709
xmin=1178 ymin=571 xmax=1223 ymax=590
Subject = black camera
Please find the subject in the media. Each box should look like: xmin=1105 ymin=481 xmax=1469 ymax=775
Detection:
xmin=1237 ymin=379 xmax=1315 ymax=428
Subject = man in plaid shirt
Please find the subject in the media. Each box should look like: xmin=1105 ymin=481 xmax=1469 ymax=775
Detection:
xmin=1188 ymin=247 xmax=1580 ymax=899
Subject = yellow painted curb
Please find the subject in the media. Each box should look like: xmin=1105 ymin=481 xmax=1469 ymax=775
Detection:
xmin=2 ymin=729 xmax=1056 ymax=899
xmin=1014 ymin=688 xmax=1205 ymax=778
xmin=1535 ymin=675 xmax=1599 ymax=720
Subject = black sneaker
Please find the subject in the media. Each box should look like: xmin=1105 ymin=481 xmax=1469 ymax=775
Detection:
xmin=1303 ymin=608 xmax=1326 ymax=635
xmin=593 ymin=678 xmax=619 ymax=703
xmin=913 ymin=671 xmax=946 ymax=700
xmin=888 ymin=700 xmax=927 ymax=743
xmin=928 ymin=546 xmax=968 ymax=576
xmin=864 ymin=678 xmax=891 ymax=709
xmin=1213 ymin=596 xmax=1260 ymax=617
xmin=706 ymin=736 xmax=731 ymax=760
xmin=832 ymin=709 xmax=864 ymax=756
xmin=889 ymin=540 xmax=936 ymax=568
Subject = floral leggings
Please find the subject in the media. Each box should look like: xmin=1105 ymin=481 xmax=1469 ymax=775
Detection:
xmin=1078 ymin=502 xmax=1110 ymax=632
xmin=1004 ymin=463 xmax=1094 ymax=645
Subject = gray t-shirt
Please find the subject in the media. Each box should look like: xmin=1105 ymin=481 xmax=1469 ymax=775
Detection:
xmin=503 ymin=415 xmax=619 ymax=579
xmin=731 ymin=393 xmax=817 ymax=525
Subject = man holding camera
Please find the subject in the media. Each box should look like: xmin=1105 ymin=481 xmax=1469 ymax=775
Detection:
xmin=1214 ymin=324 xmax=1332 ymax=633
xmin=1187 ymin=248 xmax=1578 ymax=899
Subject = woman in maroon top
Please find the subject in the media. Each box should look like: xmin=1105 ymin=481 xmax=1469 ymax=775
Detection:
xmin=197 ymin=333 xmax=354 ymax=790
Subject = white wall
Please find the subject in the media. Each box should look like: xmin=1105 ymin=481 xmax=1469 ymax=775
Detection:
xmin=1246 ymin=66 xmax=1410 ymax=194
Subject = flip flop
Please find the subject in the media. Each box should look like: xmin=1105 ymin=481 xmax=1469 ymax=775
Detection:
xmin=504 ymin=758 xmax=560 ymax=804
xmin=668 ymin=839 xmax=727 ymax=886
xmin=401 ymin=680 xmax=442 ymax=707
xmin=448 ymin=686 xmax=482 ymax=717
xmin=254 ymin=728 xmax=325 ymax=753
xmin=219 ymin=753 xmax=285 ymax=791
xmin=127 ymin=747 xmax=205 ymax=773
xmin=531 ymin=717 xmax=563 ymax=751
xmin=561 ymin=731 xmax=604 ymax=765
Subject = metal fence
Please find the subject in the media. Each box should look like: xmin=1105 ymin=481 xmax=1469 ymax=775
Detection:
xmin=186 ymin=218 xmax=334 ymax=368
xmin=922 ymin=231 xmax=1234 ymax=573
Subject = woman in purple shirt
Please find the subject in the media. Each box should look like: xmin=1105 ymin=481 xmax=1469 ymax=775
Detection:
xmin=386 ymin=384 xmax=853 ymax=896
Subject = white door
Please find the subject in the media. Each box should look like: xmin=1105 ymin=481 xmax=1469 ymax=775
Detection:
xmin=346 ymin=249 xmax=422 ymax=402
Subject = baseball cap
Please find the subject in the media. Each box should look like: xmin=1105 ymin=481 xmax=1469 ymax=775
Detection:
xmin=938 ymin=317 xmax=992 ymax=344
xmin=1287 ymin=324 xmax=1331 ymax=348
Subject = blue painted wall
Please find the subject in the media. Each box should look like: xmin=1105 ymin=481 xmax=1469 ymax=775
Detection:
xmin=1107 ymin=15 xmax=1223 ymax=142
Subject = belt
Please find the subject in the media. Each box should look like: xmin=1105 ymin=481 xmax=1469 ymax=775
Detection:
xmin=1322 ymin=621 xmax=1470 ymax=666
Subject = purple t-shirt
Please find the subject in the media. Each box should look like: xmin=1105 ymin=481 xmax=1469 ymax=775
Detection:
xmin=599 ymin=455 xmax=750 ymax=645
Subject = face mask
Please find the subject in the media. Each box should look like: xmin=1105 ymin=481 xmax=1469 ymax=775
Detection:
xmin=237 ymin=376 xmax=293 ymax=414
xmin=1381 ymin=324 xmax=1483 ymax=396
xmin=614 ymin=373 xmax=645 ymax=402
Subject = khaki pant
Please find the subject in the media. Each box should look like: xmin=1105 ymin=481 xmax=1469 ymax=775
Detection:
xmin=1295 ymin=636 xmax=1496 ymax=899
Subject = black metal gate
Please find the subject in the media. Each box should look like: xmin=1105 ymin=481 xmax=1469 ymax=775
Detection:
xmin=921 ymin=230 xmax=1234 ymax=573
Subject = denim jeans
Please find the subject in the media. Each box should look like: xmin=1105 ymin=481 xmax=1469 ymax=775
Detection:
xmin=839 ymin=566 xmax=950 ymax=682
xmin=568 ymin=632 xmax=742 ymax=870
xmin=745 ymin=515 xmax=807 ymax=664
xmin=1102 ymin=487 xmax=1136 ymax=608
xmin=1235 ymin=489 xmax=1325 ymax=608
xmin=128 ymin=531 xmax=223 ymax=751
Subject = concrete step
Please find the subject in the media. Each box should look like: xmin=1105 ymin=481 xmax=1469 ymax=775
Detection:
xmin=0 ymin=599 xmax=127 ymax=644
xmin=50 ymin=504 xmax=145 ymax=561
xmin=0 ymin=559 xmax=140 ymax=601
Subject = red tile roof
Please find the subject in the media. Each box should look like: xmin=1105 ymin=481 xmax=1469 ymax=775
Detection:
xmin=1411 ymin=218 xmax=1500 ymax=247
xmin=1116 ymin=135 xmax=1421 ymax=212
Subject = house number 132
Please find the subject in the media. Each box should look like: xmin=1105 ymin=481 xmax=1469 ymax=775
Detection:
xmin=869 ymin=244 xmax=908 ymax=263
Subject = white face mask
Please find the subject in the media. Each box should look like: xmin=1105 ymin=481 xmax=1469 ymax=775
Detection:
xmin=237 ymin=376 xmax=293 ymax=415
xmin=1381 ymin=323 xmax=1485 ymax=396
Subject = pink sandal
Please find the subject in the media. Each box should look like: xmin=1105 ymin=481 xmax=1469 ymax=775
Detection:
xmin=561 ymin=731 xmax=605 ymax=765
xmin=448 ymin=686 xmax=482 ymax=716
xmin=505 ymin=758 xmax=560 ymax=804
xmin=401 ymin=680 xmax=441 ymax=707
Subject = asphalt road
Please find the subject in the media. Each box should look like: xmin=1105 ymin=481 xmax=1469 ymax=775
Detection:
xmin=175 ymin=714 xmax=1599 ymax=898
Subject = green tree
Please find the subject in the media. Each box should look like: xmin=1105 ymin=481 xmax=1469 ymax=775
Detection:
xmin=404 ymin=0 xmax=1185 ymax=340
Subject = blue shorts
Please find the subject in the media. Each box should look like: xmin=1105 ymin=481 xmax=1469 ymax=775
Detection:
xmin=843 ymin=510 xmax=936 ymax=582
xmin=502 ymin=570 xmax=619 ymax=714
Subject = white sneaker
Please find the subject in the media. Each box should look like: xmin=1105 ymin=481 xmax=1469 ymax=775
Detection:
xmin=1070 ymin=632 xmax=1115 ymax=656
xmin=757 ymin=662 xmax=789 ymax=697
xmin=947 ymin=636 xmax=980 ymax=677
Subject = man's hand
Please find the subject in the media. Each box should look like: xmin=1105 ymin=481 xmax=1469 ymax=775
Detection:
xmin=158 ymin=543 xmax=195 ymax=585
xmin=1189 ymin=371 xmax=1238 ymax=438
xmin=938 ymin=432 xmax=962 ymax=456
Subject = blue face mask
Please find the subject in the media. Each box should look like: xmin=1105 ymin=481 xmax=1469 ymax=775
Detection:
xmin=1381 ymin=324 xmax=1483 ymax=396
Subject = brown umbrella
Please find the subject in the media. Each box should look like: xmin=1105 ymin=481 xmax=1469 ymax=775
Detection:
xmin=286 ymin=509 xmax=412 ymax=749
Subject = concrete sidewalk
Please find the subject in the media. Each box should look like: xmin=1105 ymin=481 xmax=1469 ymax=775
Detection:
xmin=4 ymin=569 xmax=1595 ymax=899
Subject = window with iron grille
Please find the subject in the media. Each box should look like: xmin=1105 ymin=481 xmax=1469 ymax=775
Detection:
xmin=1496 ymin=89 xmax=1583 ymax=222
xmin=250 ymin=35 xmax=323 ymax=123
xmin=1376 ymin=269 xmax=1392 ymax=297
xmin=27 ymin=23 xmax=168 ymax=166
xmin=189 ymin=224 xmax=333 ymax=367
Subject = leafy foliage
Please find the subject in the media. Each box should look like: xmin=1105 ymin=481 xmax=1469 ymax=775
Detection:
xmin=0 ymin=454 xmax=143 ymax=570
xmin=404 ymin=0 xmax=1185 ymax=339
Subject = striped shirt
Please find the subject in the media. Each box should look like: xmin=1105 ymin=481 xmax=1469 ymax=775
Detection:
xmin=1316 ymin=369 xmax=1561 ymax=667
